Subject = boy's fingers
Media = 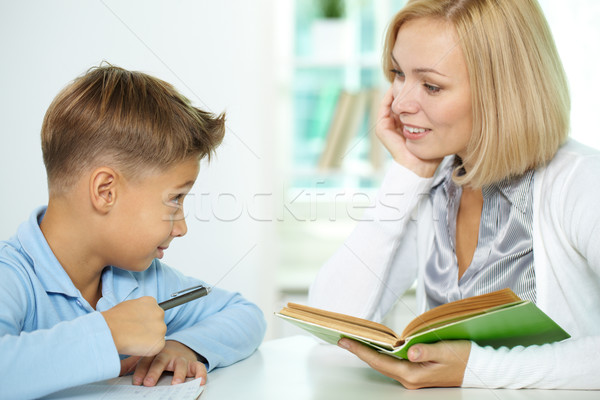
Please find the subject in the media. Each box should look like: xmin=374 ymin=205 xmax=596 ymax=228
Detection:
xmin=191 ymin=361 xmax=208 ymax=385
xmin=143 ymin=353 xmax=170 ymax=386
xmin=132 ymin=357 xmax=153 ymax=385
xmin=170 ymin=357 xmax=188 ymax=385
xmin=119 ymin=356 xmax=141 ymax=376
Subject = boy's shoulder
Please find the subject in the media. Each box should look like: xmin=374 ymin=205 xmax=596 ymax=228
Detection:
xmin=1 ymin=207 xmax=42 ymax=263
xmin=0 ymin=237 xmax=26 ymax=262
xmin=0 ymin=235 xmax=38 ymax=306
xmin=0 ymin=207 xmax=55 ymax=289
xmin=0 ymin=225 xmax=33 ymax=272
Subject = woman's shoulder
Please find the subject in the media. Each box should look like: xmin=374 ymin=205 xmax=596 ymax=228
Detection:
xmin=553 ymin=138 xmax=600 ymax=160
xmin=534 ymin=139 xmax=600 ymax=217
xmin=537 ymin=139 xmax=600 ymax=182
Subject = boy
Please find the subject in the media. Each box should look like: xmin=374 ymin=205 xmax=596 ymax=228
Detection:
xmin=0 ymin=65 xmax=266 ymax=399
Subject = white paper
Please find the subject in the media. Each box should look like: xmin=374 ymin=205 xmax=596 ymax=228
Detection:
xmin=43 ymin=375 xmax=203 ymax=400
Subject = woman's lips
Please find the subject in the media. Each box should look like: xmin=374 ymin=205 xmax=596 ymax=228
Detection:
xmin=402 ymin=124 xmax=431 ymax=140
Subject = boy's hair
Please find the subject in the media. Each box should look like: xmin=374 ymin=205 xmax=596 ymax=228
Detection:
xmin=383 ymin=0 xmax=570 ymax=187
xmin=41 ymin=64 xmax=225 ymax=195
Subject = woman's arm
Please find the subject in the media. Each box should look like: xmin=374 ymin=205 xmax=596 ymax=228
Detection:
xmin=308 ymin=161 xmax=435 ymax=320
xmin=309 ymin=87 xmax=441 ymax=321
xmin=462 ymin=148 xmax=600 ymax=389
xmin=464 ymin=337 xmax=600 ymax=389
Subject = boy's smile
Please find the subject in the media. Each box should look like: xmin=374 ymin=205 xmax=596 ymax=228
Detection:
xmin=105 ymin=157 xmax=200 ymax=271
xmin=156 ymin=246 xmax=168 ymax=259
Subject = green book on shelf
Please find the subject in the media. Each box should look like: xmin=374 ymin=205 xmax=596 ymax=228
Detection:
xmin=276 ymin=288 xmax=570 ymax=359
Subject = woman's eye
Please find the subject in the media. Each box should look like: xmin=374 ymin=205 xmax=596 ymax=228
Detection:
xmin=424 ymin=83 xmax=441 ymax=94
xmin=390 ymin=69 xmax=405 ymax=80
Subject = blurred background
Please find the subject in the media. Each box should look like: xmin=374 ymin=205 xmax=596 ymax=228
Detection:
xmin=1 ymin=0 xmax=598 ymax=340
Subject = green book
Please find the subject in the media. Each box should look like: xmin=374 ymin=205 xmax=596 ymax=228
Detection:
xmin=276 ymin=288 xmax=570 ymax=359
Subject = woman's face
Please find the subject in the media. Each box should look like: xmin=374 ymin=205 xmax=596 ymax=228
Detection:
xmin=390 ymin=17 xmax=473 ymax=163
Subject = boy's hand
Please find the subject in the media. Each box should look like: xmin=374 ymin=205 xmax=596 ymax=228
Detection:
xmin=338 ymin=338 xmax=470 ymax=389
xmin=122 ymin=340 xmax=207 ymax=386
xmin=101 ymin=296 xmax=167 ymax=356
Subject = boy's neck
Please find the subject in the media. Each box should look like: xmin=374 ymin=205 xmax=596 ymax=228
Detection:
xmin=40 ymin=199 xmax=105 ymax=309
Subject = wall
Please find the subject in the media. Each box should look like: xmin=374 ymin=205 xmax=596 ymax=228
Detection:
xmin=0 ymin=0 xmax=279 ymax=337
xmin=1 ymin=0 xmax=599 ymax=341
xmin=540 ymin=0 xmax=600 ymax=150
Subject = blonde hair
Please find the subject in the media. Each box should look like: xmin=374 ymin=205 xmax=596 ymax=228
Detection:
xmin=41 ymin=64 xmax=225 ymax=195
xmin=383 ymin=0 xmax=570 ymax=187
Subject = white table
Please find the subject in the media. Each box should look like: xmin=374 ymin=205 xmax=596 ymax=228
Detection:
xmin=202 ymin=335 xmax=599 ymax=400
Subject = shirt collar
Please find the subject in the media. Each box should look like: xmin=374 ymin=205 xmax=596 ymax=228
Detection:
xmin=432 ymin=155 xmax=457 ymax=190
xmin=432 ymin=160 xmax=534 ymax=214
xmin=17 ymin=206 xmax=81 ymax=298
xmin=484 ymin=170 xmax=534 ymax=214
xmin=17 ymin=206 xmax=139 ymax=302
xmin=99 ymin=266 xmax=140 ymax=307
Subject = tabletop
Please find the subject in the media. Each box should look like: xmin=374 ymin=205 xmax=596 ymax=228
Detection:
xmin=200 ymin=335 xmax=600 ymax=400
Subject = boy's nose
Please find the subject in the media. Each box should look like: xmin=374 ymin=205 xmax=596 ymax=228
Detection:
xmin=172 ymin=214 xmax=188 ymax=237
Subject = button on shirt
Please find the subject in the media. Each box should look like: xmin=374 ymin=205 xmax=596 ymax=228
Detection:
xmin=424 ymin=160 xmax=536 ymax=309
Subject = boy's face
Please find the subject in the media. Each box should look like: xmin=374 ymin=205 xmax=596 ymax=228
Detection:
xmin=105 ymin=157 xmax=200 ymax=271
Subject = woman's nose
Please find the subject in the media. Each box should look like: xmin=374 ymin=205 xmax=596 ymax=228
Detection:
xmin=391 ymin=82 xmax=420 ymax=115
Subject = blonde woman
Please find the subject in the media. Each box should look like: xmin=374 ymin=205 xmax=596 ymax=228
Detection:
xmin=309 ymin=0 xmax=600 ymax=389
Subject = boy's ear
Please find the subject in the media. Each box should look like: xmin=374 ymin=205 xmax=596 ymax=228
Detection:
xmin=89 ymin=167 xmax=118 ymax=213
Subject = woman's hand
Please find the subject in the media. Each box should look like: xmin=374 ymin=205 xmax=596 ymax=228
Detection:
xmin=376 ymin=87 xmax=443 ymax=178
xmin=338 ymin=338 xmax=471 ymax=389
xmin=119 ymin=340 xmax=207 ymax=387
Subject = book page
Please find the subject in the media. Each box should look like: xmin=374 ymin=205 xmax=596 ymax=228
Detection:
xmin=284 ymin=303 xmax=398 ymax=336
xmin=281 ymin=303 xmax=402 ymax=347
xmin=400 ymin=288 xmax=521 ymax=338
xmin=43 ymin=375 xmax=203 ymax=400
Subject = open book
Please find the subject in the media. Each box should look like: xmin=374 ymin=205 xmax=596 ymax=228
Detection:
xmin=276 ymin=288 xmax=570 ymax=359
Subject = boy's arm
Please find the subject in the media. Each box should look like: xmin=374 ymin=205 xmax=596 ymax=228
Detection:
xmin=154 ymin=263 xmax=266 ymax=371
xmin=164 ymin=286 xmax=266 ymax=371
xmin=0 ymin=263 xmax=120 ymax=399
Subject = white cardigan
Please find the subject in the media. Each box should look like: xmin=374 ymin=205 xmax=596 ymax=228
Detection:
xmin=308 ymin=140 xmax=600 ymax=389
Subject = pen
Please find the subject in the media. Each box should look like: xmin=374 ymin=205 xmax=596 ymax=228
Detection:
xmin=158 ymin=285 xmax=211 ymax=310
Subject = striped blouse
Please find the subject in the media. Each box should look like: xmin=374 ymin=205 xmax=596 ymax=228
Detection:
xmin=424 ymin=159 xmax=536 ymax=309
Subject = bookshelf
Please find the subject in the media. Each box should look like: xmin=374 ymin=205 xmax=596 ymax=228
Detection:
xmin=288 ymin=0 xmax=406 ymax=191
xmin=274 ymin=0 xmax=407 ymax=301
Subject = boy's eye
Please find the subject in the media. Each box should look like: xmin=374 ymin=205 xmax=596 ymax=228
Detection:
xmin=170 ymin=194 xmax=185 ymax=206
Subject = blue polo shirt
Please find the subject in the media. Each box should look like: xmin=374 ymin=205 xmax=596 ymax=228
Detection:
xmin=0 ymin=207 xmax=266 ymax=400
